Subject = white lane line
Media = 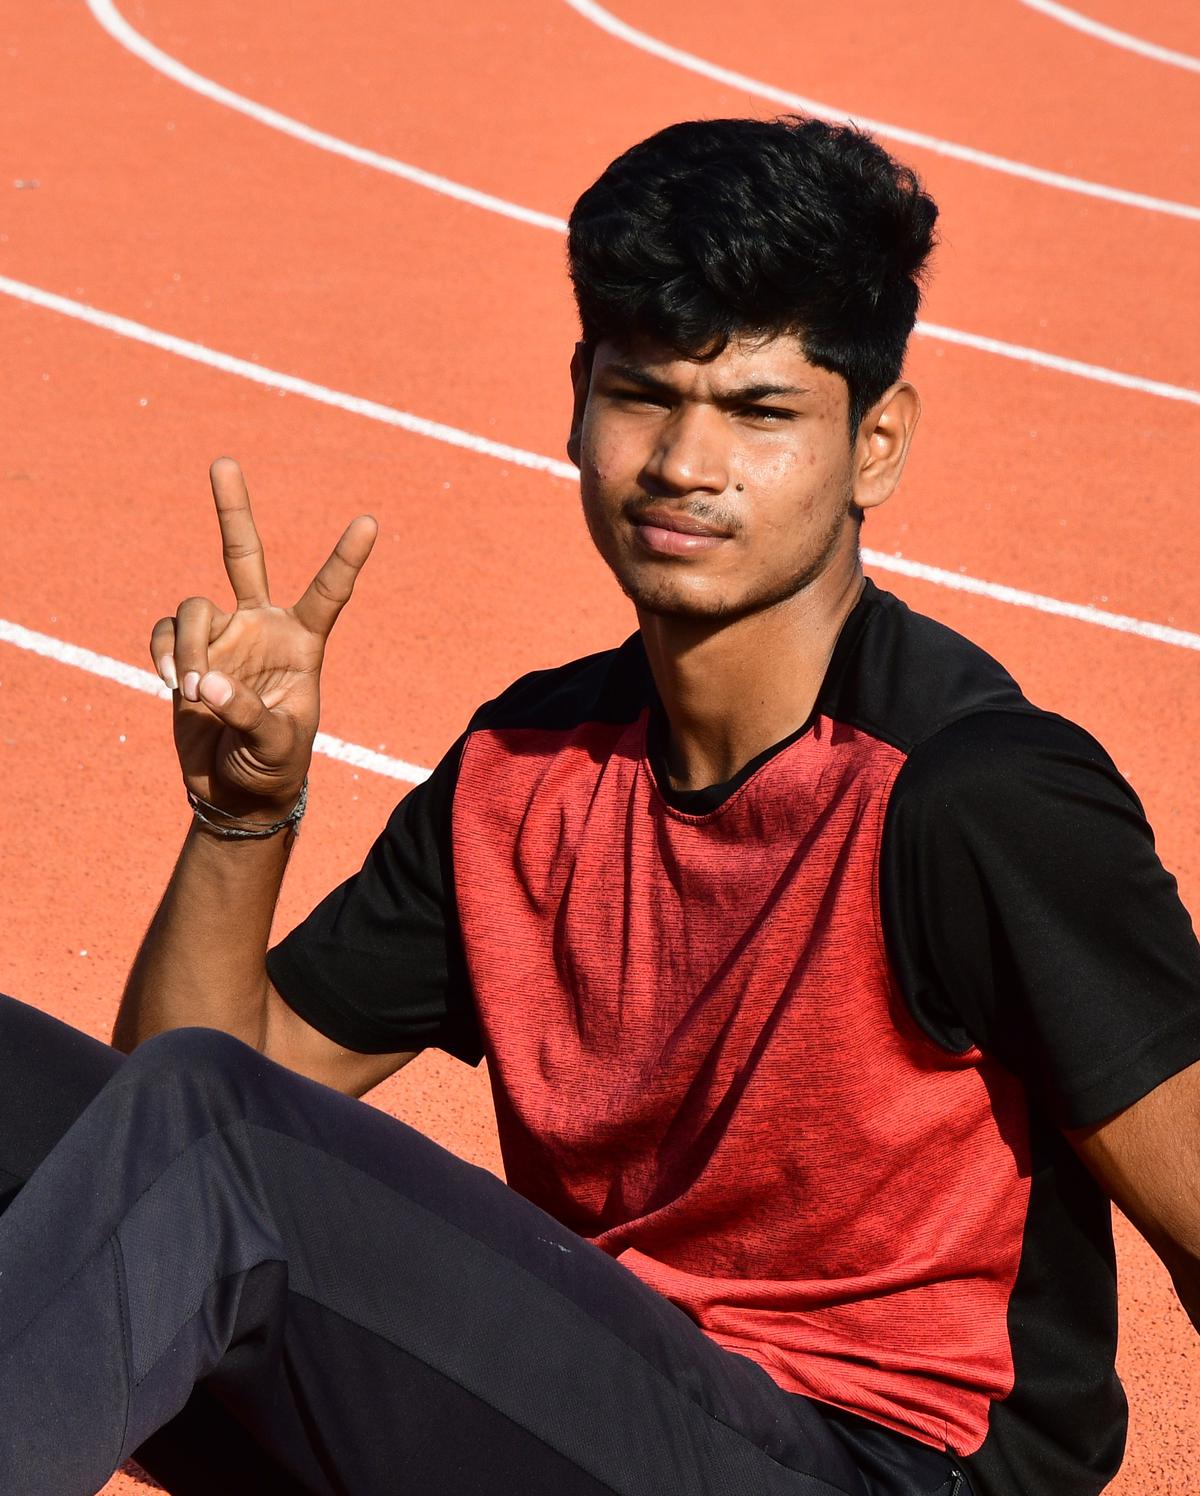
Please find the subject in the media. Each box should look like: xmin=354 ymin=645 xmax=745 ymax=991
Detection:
xmin=6 ymin=265 xmax=1200 ymax=420
xmin=862 ymin=554 xmax=1200 ymax=651
xmin=0 ymin=617 xmax=171 ymax=701
xmin=85 ymin=0 xmax=567 ymax=234
xmin=561 ymin=0 xmax=1200 ymax=224
xmin=1020 ymin=0 xmax=1200 ymax=73
xmin=0 ymin=616 xmax=432 ymax=784
xmin=915 ymin=320 xmax=1200 ymax=404
xmin=81 ymin=1 xmax=1200 ymax=399
xmin=310 ymin=731 xmax=429 ymax=784
xmin=0 ymin=276 xmax=577 ymax=482
xmin=2 ymin=275 xmax=1198 ymax=657
xmin=88 ymin=0 xmax=1200 ymax=229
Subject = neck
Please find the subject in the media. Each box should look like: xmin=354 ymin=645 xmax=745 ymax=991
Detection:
xmin=639 ymin=557 xmax=865 ymax=792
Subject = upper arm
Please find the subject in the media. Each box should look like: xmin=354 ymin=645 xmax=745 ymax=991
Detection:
xmin=881 ymin=710 xmax=1200 ymax=1126
xmin=1070 ymin=1059 xmax=1200 ymax=1328
xmin=264 ymin=734 xmax=485 ymax=1079
xmin=259 ymin=979 xmax=418 ymax=1096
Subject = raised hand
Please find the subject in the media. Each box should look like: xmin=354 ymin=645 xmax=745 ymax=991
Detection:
xmin=151 ymin=458 xmax=377 ymax=819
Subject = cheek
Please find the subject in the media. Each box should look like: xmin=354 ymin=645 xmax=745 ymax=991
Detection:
xmin=577 ymin=469 xmax=622 ymax=560
xmin=579 ymin=429 xmax=624 ymax=499
xmin=579 ymin=462 xmax=620 ymax=531
xmin=752 ymin=442 xmax=825 ymax=486
xmin=751 ymin=449 xmax=821 ymax=508
xmin=749 ymin=448 xmax=852 ymax=541
xmin=582 ymin=403 xmax=657 ymax=487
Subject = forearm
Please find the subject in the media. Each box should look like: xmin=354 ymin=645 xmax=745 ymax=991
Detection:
xmin=1071 ymin=1060 xmax=1200 ymax=1339
xmin=1168 ymin=1258 xmax=1200 ymax=1336
xmin=113 ymin=820 xmax=294 ymax=1051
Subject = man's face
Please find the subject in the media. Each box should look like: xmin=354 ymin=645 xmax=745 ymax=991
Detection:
xmin=570 ymin=333 xmax=867 ymax=623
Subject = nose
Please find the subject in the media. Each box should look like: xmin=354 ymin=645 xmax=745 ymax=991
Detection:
xmin=641 ymin=405 xmax=728 ymax=496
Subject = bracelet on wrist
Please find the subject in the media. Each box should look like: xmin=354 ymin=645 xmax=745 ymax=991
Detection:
xmin=187 ymin=780 xmax=308 ymax=840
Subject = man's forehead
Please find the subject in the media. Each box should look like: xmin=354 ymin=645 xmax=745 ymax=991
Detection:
xmin=591 ymin=333 xmax=836 ymax=396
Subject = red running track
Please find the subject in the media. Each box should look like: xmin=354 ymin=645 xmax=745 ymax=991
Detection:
xmin=0 ymin=0 xmax=1196 ymax=1489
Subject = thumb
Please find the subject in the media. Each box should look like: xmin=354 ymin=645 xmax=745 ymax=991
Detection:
xmin=197 ymin=671 xmax=291 ymax=759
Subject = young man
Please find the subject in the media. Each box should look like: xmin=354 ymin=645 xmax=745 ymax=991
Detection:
xmin=1 ymin=117 xmax=1197 ymax=1496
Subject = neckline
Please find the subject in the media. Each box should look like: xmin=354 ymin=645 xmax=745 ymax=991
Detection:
xmin=642 ymin=579 xmax=881 ymax=817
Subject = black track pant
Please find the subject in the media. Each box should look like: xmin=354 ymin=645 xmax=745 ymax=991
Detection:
xmin=0 ymin=994 xmax=968 ymax=1496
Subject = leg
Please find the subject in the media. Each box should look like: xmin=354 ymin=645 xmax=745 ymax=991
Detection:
xmin=0 ymin=1026 xmax=869 ymax=1496
xmin=0 ymin=992 xmax=123 ymax=1209
xmin=0 ymin=995 xmax=312 ymax=1494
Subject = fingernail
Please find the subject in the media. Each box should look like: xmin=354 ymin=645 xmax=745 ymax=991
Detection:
xmin=160 ymin=654 xmax=178 ymax=690
xmin=182 ymin=671 xmax=200 ymax=702
xmin=199 ymin=672 xmax=232 ymax=708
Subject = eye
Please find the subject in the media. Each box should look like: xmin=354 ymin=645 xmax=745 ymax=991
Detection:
xmin=609 ymin=387 xmax=671 ymax=411
xmin=741 ymin=405 xmax=795 ymax=423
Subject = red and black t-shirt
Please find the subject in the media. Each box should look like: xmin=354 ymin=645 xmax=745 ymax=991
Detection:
xmin=268 ymin=580 xmax=1200 ymax=1496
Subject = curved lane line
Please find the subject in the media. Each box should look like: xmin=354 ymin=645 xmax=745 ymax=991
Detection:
xmin=561 ymin=0 xmax=1200 ymax=223
xmin=915 ymin=320 xmax=1200 ymax=404
xmin=1019 ymin=0 xmax=1200 ymax=73
xmin=81 ymin=0 xmax=1200 ymax=405
xmin=0 ymin=277 xmax=576 ymax=482
xmin=0 ymin=617 xmax=432 ymax=784
xmin=85 ymin=0 xmax=567 ymax=234
xmin=2 ymin=274 xmax=1198 ymax=656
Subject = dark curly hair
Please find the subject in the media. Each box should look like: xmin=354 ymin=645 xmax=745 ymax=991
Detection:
xmin=567 ymin=116 xmax=938 ymax=434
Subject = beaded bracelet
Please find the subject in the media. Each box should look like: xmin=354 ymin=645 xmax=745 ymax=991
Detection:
xmin=187 ymin=780 xmax=308 ymax=839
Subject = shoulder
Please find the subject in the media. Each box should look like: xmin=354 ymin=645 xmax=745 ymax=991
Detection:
xmin=890 ymin=707 xmax=1138 ymax=825
xmin=469 ymin=634 xmax=652 ymax=734
xmin=880 ymin=698 xmax=1148 ymax=934
xmin=832 ymin=583 xmax=1139 ymax=806
xmin=826 ymin=580 xmax=1031 ymax=752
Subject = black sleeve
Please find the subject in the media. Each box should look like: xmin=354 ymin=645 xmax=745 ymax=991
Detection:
xmin=266 ymin=735 xmax=483 ymax=1063
xmin=880 ymin=710 xmax=1200 ymax=1129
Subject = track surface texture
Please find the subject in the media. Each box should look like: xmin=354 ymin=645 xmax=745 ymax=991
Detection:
xmin=1 ymin=1 xmax=1197 ymax=1491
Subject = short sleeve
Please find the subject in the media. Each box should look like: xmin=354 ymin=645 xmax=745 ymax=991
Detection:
xmin=267 ymin=735 xmax=483 ymax=1063
xmin=880 ymin=710 xmax=1200 ymax=1128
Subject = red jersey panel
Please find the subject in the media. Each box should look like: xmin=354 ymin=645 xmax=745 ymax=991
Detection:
xmin=453 ymin=710 xmax=1031 ymax=1452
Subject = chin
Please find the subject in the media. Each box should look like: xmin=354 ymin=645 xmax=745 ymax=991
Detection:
xmin=619 ymin=556 xmax=829 ymax=624
xmin=618 ymin=572 xmax=746 ymax=622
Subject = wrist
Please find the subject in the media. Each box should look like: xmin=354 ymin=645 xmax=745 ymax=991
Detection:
xmin=188 ymin=781 xmax=308 ymax=840
xmin=184 ymin=775 xmax=305 ymax=820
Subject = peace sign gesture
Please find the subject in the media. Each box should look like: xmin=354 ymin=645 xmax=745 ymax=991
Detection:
xmin=151 ymin=458 xmax=377 ymax=819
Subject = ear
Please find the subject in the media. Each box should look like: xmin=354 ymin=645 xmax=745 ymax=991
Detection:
xmin=566 ymin=341 xmax=594 ymax=468
xmin=851 ymin=381 xmax=921 ymax=517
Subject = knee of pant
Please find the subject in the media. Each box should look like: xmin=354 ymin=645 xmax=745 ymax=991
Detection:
xmin=121 ymin=1026 xmax=267 ymax=1107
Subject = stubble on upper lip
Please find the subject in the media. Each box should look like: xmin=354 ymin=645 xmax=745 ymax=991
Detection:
xmin=622 ymin=501 xmax=736 ymax=539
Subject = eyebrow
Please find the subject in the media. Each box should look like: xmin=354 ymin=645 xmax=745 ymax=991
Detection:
xmin=602 ymin=361 xmax=815 ymax=403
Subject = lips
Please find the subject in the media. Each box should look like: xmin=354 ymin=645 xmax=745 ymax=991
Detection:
xmin=629 ymin=508 xmax=732 ymax=557
xmin=629 ymin=507 xmax=730 ymax=539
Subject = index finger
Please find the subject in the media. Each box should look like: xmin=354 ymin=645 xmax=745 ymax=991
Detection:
xmin=210 ymin=456 xmax=270 ymax=609
xmin=292 ymin=515 xmax=379 ymax=638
